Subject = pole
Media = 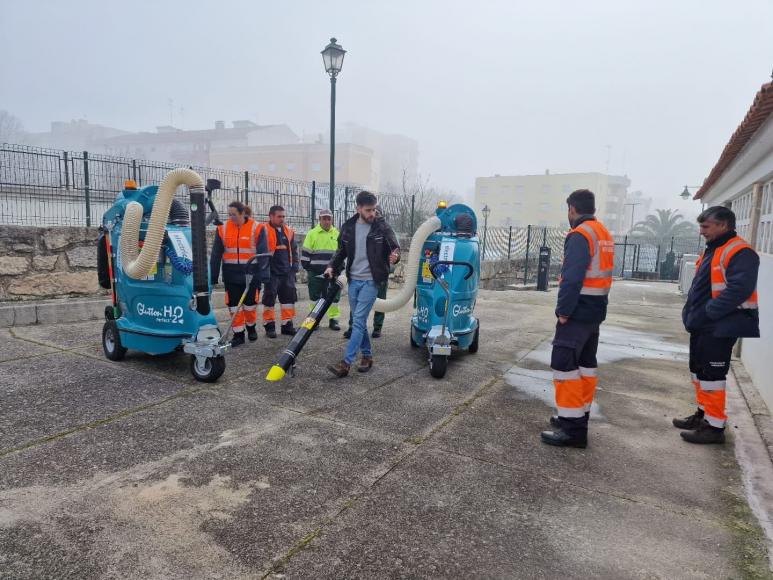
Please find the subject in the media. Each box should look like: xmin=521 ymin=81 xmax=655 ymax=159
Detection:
xmin=131 ymin=159 xmax=137 ymax=183
xmin=329 ymin=75 xmax=337 ymax=220
xmin=311 ymin=180 xmax=316 ymax=229
xmin=507 ymin=225 xmax=513 ymax=260
xmin=482 ymin=214 xmax=489 ymax=261
xmin=83 ymin=151 xmax=91 ymax=227
xmin=524 ymin=225 xmax=531 ymax=284
xmin=244 ymin=171 xmax=249 ymax=206
xmin=621 ymin=234 xmax=628 ymax=278
xmin=63 ymin=151 xmax=70 ymax=190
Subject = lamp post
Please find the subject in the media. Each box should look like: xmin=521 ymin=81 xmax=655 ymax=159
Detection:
xmin=321 ymin=37 xmax=346 ymax=222
xmin=481 ymin=204 xmax=491 ymax=261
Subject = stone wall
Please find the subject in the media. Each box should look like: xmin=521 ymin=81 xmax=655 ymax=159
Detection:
xmin=0 ymin=226 xmax=105 ymax=301
xmin=0 ymin=227 xmax=413 ymax=302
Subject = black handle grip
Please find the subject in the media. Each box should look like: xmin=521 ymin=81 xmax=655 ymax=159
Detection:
xmin=429 ymin=260 xmax=474 ymax=280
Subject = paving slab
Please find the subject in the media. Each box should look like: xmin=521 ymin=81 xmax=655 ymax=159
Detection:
xmin=0 ymin=351 xmax=188 ymax=451
xmin=281 ymin=447 xmax=741 ymax=579
xmin=0 ymin=390 xmax=408 ymax=578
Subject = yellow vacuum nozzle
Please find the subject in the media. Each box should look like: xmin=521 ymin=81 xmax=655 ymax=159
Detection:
xmin=265 ymin=365 xmax=286 ymax=382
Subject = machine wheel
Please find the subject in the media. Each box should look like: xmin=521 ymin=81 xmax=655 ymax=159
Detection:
xmin=429 ymin=354 xmax=448 ymax=379
xmin=190 ymin=355 xmax=226 ymax=383
xmin=468 ymin=325 xmax=479 ymax=354
xmin=102 ymin=320 xmax=127 ymax=361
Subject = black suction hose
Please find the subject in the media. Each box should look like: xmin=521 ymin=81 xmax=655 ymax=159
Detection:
xmin=189 ymin=185 xmax=211 ymax=315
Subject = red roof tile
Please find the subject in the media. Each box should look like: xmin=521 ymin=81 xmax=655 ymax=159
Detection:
xmin=696 ymin=81 xmax=773 ymax=199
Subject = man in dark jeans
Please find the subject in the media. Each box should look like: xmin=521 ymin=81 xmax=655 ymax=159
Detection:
xmin=675 ymin=206 xmax=759 ymax=444
xmin=324 ymin=191 xmax=400 ymax=377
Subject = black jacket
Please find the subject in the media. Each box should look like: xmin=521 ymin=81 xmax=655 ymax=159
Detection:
xmin=328 ymin=214 xmax=400 ymax=285
xmin=682 ymin=230 xmax=759 ymax=338
xmin=555 ymin=215 xmax=608 ymax=324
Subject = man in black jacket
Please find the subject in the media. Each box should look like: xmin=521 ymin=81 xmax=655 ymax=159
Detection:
xmin=675 ymin=206 xmax=759 ymax=444
xmin=323 ymin=191 xmax=400 ymax=377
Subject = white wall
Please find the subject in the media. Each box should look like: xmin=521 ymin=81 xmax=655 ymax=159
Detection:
xmin=741 ymin=253 xmax=773 ymax=410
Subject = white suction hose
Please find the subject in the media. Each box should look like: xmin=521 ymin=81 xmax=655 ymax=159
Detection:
xmin=373 ymin=215 xmax=441 ymax=313
xmin=121 ymin=168 xmax=205 ymax=279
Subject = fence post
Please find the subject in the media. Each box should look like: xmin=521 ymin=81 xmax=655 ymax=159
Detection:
xmin=621 ymin=235 xmax=628 ymax=278
xmin=244 ymin=171 xmax=249 ymax=205
xmin=542 ymin=226 xmax=547 ymax=246
xmin=524 ymin=225 xmax=532 ymax=284
xmin=63 ymin=151 xmax=70 ymax=190
xmin=83 ymin=151 xmax=91 ymax=227
xmin=131 ymin=159 xmax=138 ymax=182
xmin=311 ymin=180 xmax=316 ymax=228
xmin=410 ymin=192 xmax=415 ymax=233
xmin=507 ymin=226 xmax=513 ymax=259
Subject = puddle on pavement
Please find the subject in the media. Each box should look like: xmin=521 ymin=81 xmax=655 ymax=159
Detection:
xmin=504 ymin=325 xmax=688 ymax=416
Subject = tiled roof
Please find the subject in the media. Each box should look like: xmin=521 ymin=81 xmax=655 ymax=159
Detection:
xmin=696 ymin=80 xmax=773 ymax=199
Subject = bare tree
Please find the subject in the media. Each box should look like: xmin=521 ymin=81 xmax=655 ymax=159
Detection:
xmin=0 ymin=110 xmax=25 ymax=144
xmin=385 ymin=169 xmax=459 ymax=234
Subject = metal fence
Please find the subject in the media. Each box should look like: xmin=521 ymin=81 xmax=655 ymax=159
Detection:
xmin=480 ymin=225 xmax=704 ymax=284
xmin=613 ymin=234 xmax=703 ymax=280
xmin=0 ymin=143 xmax=414 ymax=233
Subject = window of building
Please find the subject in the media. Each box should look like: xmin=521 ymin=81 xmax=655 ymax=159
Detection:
xmin=268 ymin=163 xmax=276 ymax=172
xmin=562 ymin=183 xmax=572 ymax=193
xmin=538 ymin=202 xmax=551 ymax=211
xmin=515 ymin=185 xmax=525 ymax=194
xmin=311 ymin=163 xmax=321 ymax=172
xmin=479 ymin=186 xmax=489 ymax=195
xmin=249 ymin=164 xmax=259 ymax=172
xmin=287 ymin=163 xmax=296 ymax=172
xmin=541 ymin=184 xmax=551 ymax=194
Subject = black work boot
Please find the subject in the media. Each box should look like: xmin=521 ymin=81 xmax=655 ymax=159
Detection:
xmin=246 ymin=325 xmax=258 ymax=341
xmin=230 ymin=331 xmax=245 ymax=347
xmin=681 ymin=421 xmax=725 ymax=445
xmin=672 ymin=408 xmax=704 ymax=430
xmin=264 ymin=323 xmax=277 ymax=339
xmin=329 ymin=319 xmax=341 ymax=331
xmin=281 ymin=322 xmax=296 ymax=336
xmin=540 ymin=428 xmax=588 ymax=448
xmin=550 ymin=411 xmax=589 ymax=428
xmin=371 ymin=328 xmax=382 ymax=338
xmin=343 ymin=328 xmax=352 ymax=339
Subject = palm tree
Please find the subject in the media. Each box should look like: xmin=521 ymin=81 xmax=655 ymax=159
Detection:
xmin=631 ymin=209 xmax=697 ymax=238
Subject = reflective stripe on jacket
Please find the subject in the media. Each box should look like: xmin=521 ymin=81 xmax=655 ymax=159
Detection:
xmin=696 ymin=235 xmax=758 ymax=310
xmin=218 ymin=219 xmax=260 ymax=264
xmin=302 ymin=224 xmax=339 ymax=275
xmin=569 ymin=219 xmax=614 ymax=296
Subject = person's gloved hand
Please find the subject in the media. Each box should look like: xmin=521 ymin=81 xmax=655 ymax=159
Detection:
xmin=685 ymin=308 xmax=709 ymax=333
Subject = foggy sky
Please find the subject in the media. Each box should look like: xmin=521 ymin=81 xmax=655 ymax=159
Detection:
xmin=1 ymin=0 xmax=771 ymax=216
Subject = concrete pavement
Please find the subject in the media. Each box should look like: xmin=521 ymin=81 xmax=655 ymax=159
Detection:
xmin=0 ymin=281 xmax=770 ymax=578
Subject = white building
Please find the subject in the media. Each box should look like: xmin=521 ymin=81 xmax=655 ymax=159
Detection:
xmin=695 ymin=79 xmax=773 ymax=410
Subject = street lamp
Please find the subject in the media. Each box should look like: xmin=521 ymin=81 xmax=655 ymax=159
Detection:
xmin=481 ymin=204 xmax=491 ymax=260
xmin=624 ymin=202 xmax=640 ymax=233
xmin=680 ymin=185 xmax=700 ymax=200
xmin=321 ymin=37 xmax=346 ymax=222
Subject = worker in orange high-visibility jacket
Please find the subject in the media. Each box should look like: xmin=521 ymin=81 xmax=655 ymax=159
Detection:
xmin=675 ymin=206 xmax=759 ymax=444
xmin=210 ymin=201 xmax=270 ymax=347
xmin=260 ymin=205 xmax=300 ymax=339
xmin=541 ymin=189 xmax=614 ymax=448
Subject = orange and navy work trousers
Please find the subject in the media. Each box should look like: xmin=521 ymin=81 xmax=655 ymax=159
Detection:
xmin=551 ymin=319 xmax=600 ymax=436
xmin=262 ymin=274 xmax=297 ymax=328
xmin=689 ymin=332 xmax=736 ymax=428
xmin=224 ymin=281 xmax=260 ymax=333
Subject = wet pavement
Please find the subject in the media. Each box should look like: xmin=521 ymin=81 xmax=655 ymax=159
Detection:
xmin=0 ymin=281 xmax=770 ymax=579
